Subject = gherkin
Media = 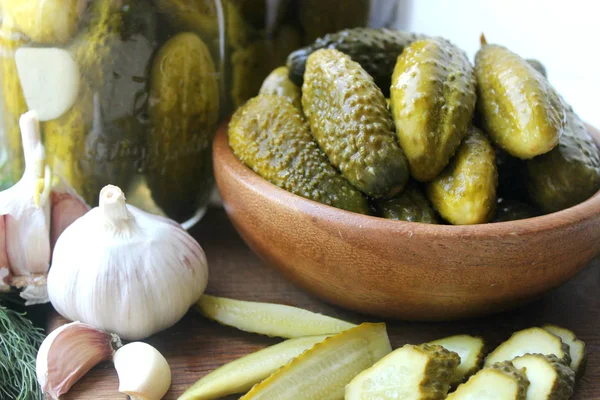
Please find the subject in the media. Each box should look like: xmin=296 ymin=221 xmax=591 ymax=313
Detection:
xmin=287 ymin=27 xmax=425 ymax=95
xmin=475 ymin=37 xmax=566 ymax=159
xmin=259 ymin=66 xmax=302 ymax=111
xmin=302 ymin=49 xmax=409 ymax=199
xmin=526 ymin=105 xmax=600 ymax=213
xmin=377 ymin=182 xmax=438 ymax=224
xmin=147 ymin=32 xmax=220 ymax=222
xmin=426 ymin=127 xmax=497 ymax=225
xmin=391 ymin=37 xmax=477 ymax=181
xmin=229 ymin=94 xmax=369 ymax=214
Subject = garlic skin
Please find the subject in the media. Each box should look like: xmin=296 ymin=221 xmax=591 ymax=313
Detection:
xmin=36 ymin=321 xmax=121 ymax=399
xmin=114 ymin=342 xmax=171 ymax=400
xmin=49 ymin=177 xmax=90 ymax=248
xmin=0 ymin=217 xmax=11 ymax=292
xmin=48 ymin=185 xmax=209 ymax=340
xmin=0 ymin=111 xmax=52 ymax=303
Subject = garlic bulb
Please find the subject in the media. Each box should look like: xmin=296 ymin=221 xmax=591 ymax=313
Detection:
xmin=114 ymin=342 xmax=171 ymax=400
xmin=48 ymin=185 xmax=209 ymax=340
xmin=36 ymin=321 xmax=121 ymax=399
xmin=0 ymin=111 xmax=52 ymax=303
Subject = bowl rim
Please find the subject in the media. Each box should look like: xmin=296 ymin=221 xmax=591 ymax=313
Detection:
xmin=214 ymin=123 xmax=600 ymax=238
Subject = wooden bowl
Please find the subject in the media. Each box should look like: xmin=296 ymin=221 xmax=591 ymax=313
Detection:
xmin=213 ymin=123 xmax=600 ymax=320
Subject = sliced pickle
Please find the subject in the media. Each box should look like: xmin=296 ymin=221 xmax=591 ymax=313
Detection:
xmin=240 ymin=323 xmax=391 ymax=400
xmin=447 ymin=361 xmax=529 ymax=400
xmin=511 ymin=353 xmax=575 ymax=400
xmin=428 ymin=334 xmax=486 ymax=385
xmin=542 ymin=324 xmax=587 ymax=377
xmin=196 ymin=295 xmax=356 ymax=338
xmin=179 ymin=335 xmax=329 ymax=400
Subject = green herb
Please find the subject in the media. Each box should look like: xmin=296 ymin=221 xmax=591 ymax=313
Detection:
xmin=0 ymin=299 xmax=45 ymax=400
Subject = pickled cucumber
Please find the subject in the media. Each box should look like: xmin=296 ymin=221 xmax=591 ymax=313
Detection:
xmin=43 ymin=0 xmax=124 ymax=203
xmin=377 ymin=182 xmax=438 ymax=223
xmin=287 ymin=28 xmax=425 ymax=95
xmin=147 ymin=32 xmax=219 ymax=222
xmin=485 ymin=327 xmax=571 ymax=368
xmin=259 ymin=66 xmax=302 ymax=111
xmin=475 ymin=37 xmax=566 ymax=159
xmin=493 ymin=199 xmax=540 ymax=223
xmin=299 ymin=0 xmax=370 ymax=43
xmin=511 ymin=354 xmax=575 ymax=400
xmin=428 ymin=335 xmax=486 ymax=385
xmin=241 ymin=323 xmax=392 ymax=400
xmin=196 ymin=295 xmax=355 ymax=338
xmin=155 ymin=0 xmax=221 ymax=40
xmin=1 ymin=0 xmax=85 ymax=44
xmin=447 ymin=361 xmax=529 ymax=400
xmin=302 ymin=49 xmax=409 ymax=198
xmin=0 ymin=18 xmax=27 ymax=186
xmin=346 ymin=344 xmax=460 ymax=400
xmin=542 ymin=325 xmax=587 ymax=377
xmin=426 ymin=127 xmax=498 ymax=225
xmin=526 ymin=105 xmax=600 ymax=213
xmin=391 ymin=37 xmax=477 ymax=181
xmin=180 ymin=335 xmax=329 ymax=400
xmin=526 ymin=59 xmax=547 ymax=78
xmin=229 ymin=94 xmax=369 ymax=213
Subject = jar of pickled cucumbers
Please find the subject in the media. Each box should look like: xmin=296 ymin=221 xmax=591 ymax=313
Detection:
xmin=0 ymin=0 xmax=398 ymax=225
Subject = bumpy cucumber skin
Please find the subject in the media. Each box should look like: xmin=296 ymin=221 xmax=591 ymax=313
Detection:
xmin=303 ymin=49 xmax=409 ymax=199
xmin=259 ymin=66 xmax=302 ymax=111
xmin=146 ymin=32 xmax=219 ymax=222
xmin=512 ymin=354 xmax=575 ymax=400
xmin=288 ymin=27 xmax=425 ymax=96
xmin=417 ymin=344 xmax=461 ymax=399
xmin=229 ymin=94 xmax=369 ymax=214
xmin=391 ymin=37 xmax=476 ymax=182
xmin=475 ymin=43 xmax=566 ymax=159
xmin=426 ymin=127 xmax=498 ymax=225
xmin=493 ymin=199 xmax=540 ymax=222
xmin=2 ymin=0 xmax=85 ymax=44
xmin=377 ymin=182 xmax=438 ymax=223
xmin=298 ymin=0 xmax=370 ymax=44
xmin=526 ymin=106 xmax=600 ymax=213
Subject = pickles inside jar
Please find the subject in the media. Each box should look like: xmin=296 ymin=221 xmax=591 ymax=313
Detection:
xmin=426 ymin=126 xmax=498 ymax=225
xmin=146 ymin=32 xmax=220 ymax=222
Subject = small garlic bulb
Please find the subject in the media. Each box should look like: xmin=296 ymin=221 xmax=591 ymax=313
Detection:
xmin=114 ymin=342 xmax=171 ymax=400
xmin=47 ymin=185 xmax=208 ymax=340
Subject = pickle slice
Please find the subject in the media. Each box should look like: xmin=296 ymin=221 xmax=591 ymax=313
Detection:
xmin=542 ymin=324 xmax=587 ymax=377
xmin=196 ymin=295 xmax=356 ymax=338
xmin=511 ymin=354 xmax=575 ymax=400
xmin=179 ymin=335 xmax=329 ymax=400
xmin=345 ymin=344 xmax=460 ymax=400
xmin=447 ymin=361 xmax=529 ymax=400
xmin=485 ymin=328 xmax=571 ymax=367
xmin=428 ymin=334 xmax=486 ymax=385
xmin=241 ymin=323 xmax=391 ymax=400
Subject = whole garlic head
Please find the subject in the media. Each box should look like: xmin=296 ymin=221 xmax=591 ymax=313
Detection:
xmin=47 ymin=185 xmax=208 ymax=340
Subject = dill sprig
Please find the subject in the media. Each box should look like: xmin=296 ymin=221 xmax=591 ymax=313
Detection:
xmin=0 ymin=297 xmax=45 ymax=400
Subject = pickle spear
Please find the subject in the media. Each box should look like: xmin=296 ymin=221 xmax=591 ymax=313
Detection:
xmin=180 ymin=335 xmax=329 ymax=400
xmin=196 ymin=295 xmax=355 ymax=338
xmin=241 ymin=323 xmax=392 ymax=400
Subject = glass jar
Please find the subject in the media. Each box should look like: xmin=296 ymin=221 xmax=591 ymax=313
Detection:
xmin=0 ymin=0 xmax=397 ymax=225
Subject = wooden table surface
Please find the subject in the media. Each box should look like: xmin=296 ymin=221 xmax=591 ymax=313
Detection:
xmin=53 ymin=208 xmax=600 ymax=399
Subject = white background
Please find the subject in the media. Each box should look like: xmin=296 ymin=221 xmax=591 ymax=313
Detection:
xmin=375 ymin=0 xmax=600 ymax=128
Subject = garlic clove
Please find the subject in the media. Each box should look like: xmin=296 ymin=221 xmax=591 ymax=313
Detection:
xmin=36 ymin=321 xmax=122 ymax=399
xmin=0 ymin=111 xmax=51 ymax=286
xmin=113 ymin=342 xmax=171 ymax=400
xmin=0 ymin=216 xmax=11 ymax=292
xmin=50 ymin=177 xmax=90 ymax=248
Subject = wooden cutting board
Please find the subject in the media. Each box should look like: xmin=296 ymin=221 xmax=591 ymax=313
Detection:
xmin=48 ymin=208 xmax=600 ymax=399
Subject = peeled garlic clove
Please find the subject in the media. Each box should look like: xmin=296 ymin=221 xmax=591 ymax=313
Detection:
xmin=50 ymin=177 xmax=90 ymax=248
xmin=15 ymin=47 xmax=81 ymax=121
xmin=36 ymin=321 xmax=121 ymax=399
xmin=114 ymin=342 xmax=171 ymax=400
xmin=0 ymin=111 xmax=51 ymax=302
